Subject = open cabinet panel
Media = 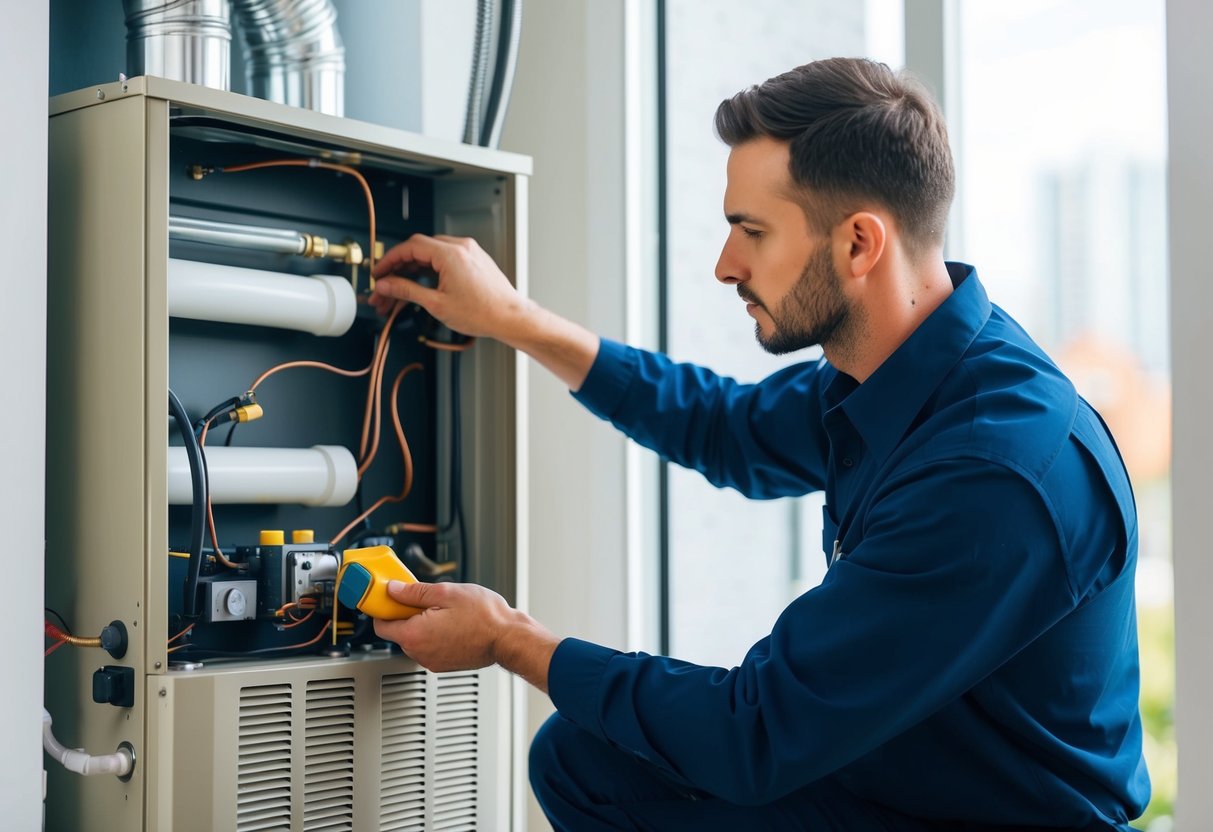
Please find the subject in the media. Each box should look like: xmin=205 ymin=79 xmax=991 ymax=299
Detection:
xmin=45 ymin=76 xmax=528 ymax=832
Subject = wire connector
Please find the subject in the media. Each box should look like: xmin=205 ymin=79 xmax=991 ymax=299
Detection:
xmin=234 ymin=395 xmax=263 ymax=424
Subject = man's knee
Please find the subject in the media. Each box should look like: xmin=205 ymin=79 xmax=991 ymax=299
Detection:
xmin=528 ymin=713 xmax=583 ymax=801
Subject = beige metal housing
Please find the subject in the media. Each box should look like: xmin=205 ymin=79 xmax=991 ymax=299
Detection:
xmin=46 ymin=76 xmax=530 ymax=831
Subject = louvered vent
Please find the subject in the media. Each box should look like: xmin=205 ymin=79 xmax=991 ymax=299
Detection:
xmin=431 ymin=673 xmax=480 ymax=831
xmin=379 ymin=672 xmax=427 ymax=831
xmin=237 ymin=683 xmax=293 ymax=832
xmin=304 ymin=678 xmax=356 ymax=831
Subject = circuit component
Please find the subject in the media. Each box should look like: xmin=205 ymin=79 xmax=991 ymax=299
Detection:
xmin=244 ymin=531 xmax=340 ymax=618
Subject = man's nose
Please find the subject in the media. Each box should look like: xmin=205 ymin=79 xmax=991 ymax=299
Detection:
xmin=715 ymin=241 xmax=744 ymax=285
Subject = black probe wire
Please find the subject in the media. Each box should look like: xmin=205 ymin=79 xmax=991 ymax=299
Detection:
xmin=169 ymin=390 xmax=207 ymax=619
xmin=194 ymin=396 xmax=240 ymax=435
xmin=437 ymin=353 xmax=468 ymax=580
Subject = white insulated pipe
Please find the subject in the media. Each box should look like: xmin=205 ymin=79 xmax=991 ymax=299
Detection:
xmin=168 ymin=445 xmax=357 ymax=506
xmin=43 ymin=709 xmax=134 ymax=778
xmin=168 ymin=258 xmax=356 ymax=336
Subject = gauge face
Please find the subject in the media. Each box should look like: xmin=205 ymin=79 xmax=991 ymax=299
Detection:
xmin=224 ymin=588 xmax=247 ymax=617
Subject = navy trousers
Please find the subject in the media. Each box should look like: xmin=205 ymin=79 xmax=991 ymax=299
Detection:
xmin=528 ymin=713 xmax=937 ymax=832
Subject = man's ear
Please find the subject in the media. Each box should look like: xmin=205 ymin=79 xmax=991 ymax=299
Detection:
xmin=835 ymin=211 xmax=886 ymax=279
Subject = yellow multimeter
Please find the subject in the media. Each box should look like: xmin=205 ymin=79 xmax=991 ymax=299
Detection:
xmin=336 ymin=545 xmax=424 ymax=619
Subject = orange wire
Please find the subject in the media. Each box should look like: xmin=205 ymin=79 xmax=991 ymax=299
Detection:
xmin=220 ymin=159 xmax=377 ymax=276
xmin=250 ymin=358 xmax=372 ymax=393
xmin=281 ymin=609 xmax=315 ymax=629
xmin=392 ymin=522 xmax=440 ymax=534
xmin=421 ymin=337 xmax=477 ymax=352
xmin=168 ymin=623 xmax=195 ymax=645
xmin=280 ymin=621 xmax=332 ymax=650
xmin=358 ymin=303 xmax=404 ymax=474
xmin=275 ymin=598 xmax=318 ymax=617
xmin=330 ymin=363 xmax=425 ymax=546
xmin=245 ymin=300 xmax=404 ymax=479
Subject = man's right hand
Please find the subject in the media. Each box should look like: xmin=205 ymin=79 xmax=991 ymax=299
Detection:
xmin=371 ymin=233 xmax=529 ymax=342
xmin=369 ymin=232 xmax=601 ymax=392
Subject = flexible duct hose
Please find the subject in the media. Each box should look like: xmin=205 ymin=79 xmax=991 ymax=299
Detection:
xmin=463 ymin=0 xmax=495 ymax=144
xmin=480 ymin=0 xmax=522 ymax=148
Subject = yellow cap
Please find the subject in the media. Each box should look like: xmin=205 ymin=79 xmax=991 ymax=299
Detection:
xmin=291 ymin=529 xmax=315 ymax=544
xmin=259 ymin=529 xmax=285 ymax=546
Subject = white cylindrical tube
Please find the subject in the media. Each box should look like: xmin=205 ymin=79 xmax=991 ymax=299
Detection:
xmin=168 ymin=445 xmax=357 ymax=506
xmin=168 ymin=258 xmax=356 ymax=336
xmin=43 ymin=709 xmax=134 ymax=778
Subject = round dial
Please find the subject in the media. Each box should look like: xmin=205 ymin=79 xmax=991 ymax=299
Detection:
xmin=224 ymin=588 xmax=247 ymax=617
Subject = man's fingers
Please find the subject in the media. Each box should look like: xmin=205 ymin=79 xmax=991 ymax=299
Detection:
xmin=387 ymin=579 xmax=443 ymax=608
xmin=373 ymin=275 xmax=441 ymax=312
xmin=373 ymin=233 xmax=449 ymax=279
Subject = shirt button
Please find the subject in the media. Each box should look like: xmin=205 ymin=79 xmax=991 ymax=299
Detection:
xmin=842 ymin=457 xmax=854 ymax=468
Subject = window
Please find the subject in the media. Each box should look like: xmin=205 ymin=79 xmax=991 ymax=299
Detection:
xmin=953 ymin=2 xmax=1173 ymax=825
xmin=661 ymin=0 xmax=904 ymax=665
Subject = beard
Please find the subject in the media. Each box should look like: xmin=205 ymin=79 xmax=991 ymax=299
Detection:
xmin=741 ymin=242 xmax=851 ymax=356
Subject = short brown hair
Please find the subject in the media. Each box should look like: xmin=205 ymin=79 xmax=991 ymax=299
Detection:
xmin=715 ymin=58 xmax=955 ymax=256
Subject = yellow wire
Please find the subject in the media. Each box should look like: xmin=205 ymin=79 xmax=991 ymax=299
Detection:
xmin=168 ymin=551 xmax=191 ymax=559
xmin=332 ymin=566 xmax=345 ymax=646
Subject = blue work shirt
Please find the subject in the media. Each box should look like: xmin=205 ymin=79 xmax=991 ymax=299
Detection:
xmin=549 ymin=264 xmax=1150 ymax=828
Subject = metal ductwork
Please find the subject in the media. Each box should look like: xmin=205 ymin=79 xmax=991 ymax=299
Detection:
xmin=230 ymin=0 xmax=346 ymax=117
xmin=463 ymin=0 xmax=523 ymax=149
xmin=123 ymin=0 xmax=233 ymax=91
xmin=123 ymin=0 xmax=345 ymax=117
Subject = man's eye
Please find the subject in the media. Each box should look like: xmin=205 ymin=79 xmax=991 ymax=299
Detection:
xmin=741 ymin=226 xmax=763 ymax=239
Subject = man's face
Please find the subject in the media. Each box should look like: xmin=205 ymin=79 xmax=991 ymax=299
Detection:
xmin=715 ymin=137 xmax=850 ymax=355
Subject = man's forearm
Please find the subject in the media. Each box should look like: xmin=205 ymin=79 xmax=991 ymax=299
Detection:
xmin=493 ymin=608 xmax=561 ymax=694
xmin=498 ymin=301 xmax=600 ymax=393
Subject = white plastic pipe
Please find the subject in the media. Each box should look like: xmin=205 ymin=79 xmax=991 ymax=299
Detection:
xmin=42 ymin=709 xmax=134 ymax=778
xmin=168 ymin=258 xmax=356 ymax=336
xmin=168 ymin=445 xmax=357 ymax=506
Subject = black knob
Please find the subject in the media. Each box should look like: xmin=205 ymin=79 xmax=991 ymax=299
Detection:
xmin=92 ymin=665 xmax=135 ymax=708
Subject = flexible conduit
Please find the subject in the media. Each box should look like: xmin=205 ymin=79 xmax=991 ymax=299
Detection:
xmin=463 ymin=0 xmax=495 ymax=145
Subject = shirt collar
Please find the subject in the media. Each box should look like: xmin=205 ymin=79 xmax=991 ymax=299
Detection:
xmin=826 ymin=263 xmax=991 ymax=464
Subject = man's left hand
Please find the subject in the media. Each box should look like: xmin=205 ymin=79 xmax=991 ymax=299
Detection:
xmin=374 ymin=581 xmax=560 ymax=692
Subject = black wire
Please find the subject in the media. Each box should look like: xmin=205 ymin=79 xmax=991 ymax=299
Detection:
xmin=223 ymin=421 xmax=239 ymax=447
xmin=437 ymin=353 xmax=467 ymax=580
xmin=44 ymin=607 xmax=72 ymax=635
xmin=169 ymin=389 xmax=207 ymax=619
xmin=194 ymin=396 xmax=240 ymax=435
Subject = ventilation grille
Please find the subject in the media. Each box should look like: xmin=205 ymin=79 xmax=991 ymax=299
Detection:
xmin=431 ymin=673 xmax=480 ymax=831
xmin=237 ymin=684 xmax=293 ymax=832
xmin=379 ymin=672 xmax=427 ymax=832
xmin=304 ymin=678 xmax=356 ymax=831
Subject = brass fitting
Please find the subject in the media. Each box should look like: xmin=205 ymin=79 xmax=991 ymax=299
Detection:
xmin=301 ymin=235 xmax=364 ymax=265
xmin=327 ymin=240 xmax=364 ymax=265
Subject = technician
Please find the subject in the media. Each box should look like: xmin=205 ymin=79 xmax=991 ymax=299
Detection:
xmin=369 ymin=57 xmax=1150 ymax=831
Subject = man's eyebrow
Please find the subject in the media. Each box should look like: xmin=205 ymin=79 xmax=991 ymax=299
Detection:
xmin=725 ymin=212 xmax=765 ymax=226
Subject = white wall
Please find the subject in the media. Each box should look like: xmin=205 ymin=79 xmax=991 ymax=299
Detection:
xmin=1168 ymin=0 xmax=1213 ymax=826
xmin=497 ymin=1 xmax=654 ymax=827
xmin=0 ymin=3 xmax=48 ymax=828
